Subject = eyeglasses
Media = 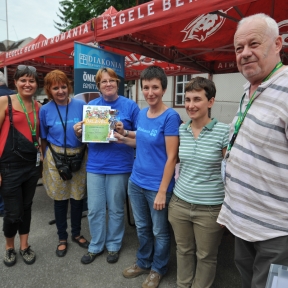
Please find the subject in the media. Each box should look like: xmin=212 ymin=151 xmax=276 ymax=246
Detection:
xmin=17 ymin=65 xmax=37 ymax=73
xmin=100 ymin=79 xmax=117 ymax=85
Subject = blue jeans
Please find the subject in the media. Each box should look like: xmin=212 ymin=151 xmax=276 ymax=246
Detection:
xmin=128 ymin=180 xmax=172 ymax=275
xmin=54 ymin=198 xmax=84 ymax=240
xmin=87 ymin=172 xmax=130 ymax=253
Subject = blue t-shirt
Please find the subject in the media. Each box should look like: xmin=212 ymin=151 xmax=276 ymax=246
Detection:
xmin=130 ymin=107 xmax=181 ymax=192
xmin=86 ymin=95 xmax=139 ymax=174
xmin=39 ymin=98 xmax=85 ymax=148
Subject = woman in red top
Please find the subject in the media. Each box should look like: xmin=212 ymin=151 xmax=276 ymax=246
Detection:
xmin=0 ymin=65 xmax=41 ymax=267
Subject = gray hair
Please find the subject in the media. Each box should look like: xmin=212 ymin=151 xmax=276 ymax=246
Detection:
xmin=237 ymin=13 xmax=279 ymax=38
xmin=0 ymin=71 xmax=7 ymax=85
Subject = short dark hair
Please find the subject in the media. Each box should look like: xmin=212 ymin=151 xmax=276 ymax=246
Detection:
xmin=140 ymin=66 xmax=167 ymax=90
xmin=13 ymin=66 xmax=39 ymax=88
xmin=185 ymin=77 xmax=216 ymax=100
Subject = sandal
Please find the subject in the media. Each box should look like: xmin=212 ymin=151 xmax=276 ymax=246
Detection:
xmin=72 ymin=235 xmax=90 ymax=249
xmin=56 ymin=241 xmax=68 ymax=257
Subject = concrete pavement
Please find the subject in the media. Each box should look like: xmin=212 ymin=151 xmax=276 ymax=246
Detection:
xmin=0 ymin=184 xmax=241 ymax=288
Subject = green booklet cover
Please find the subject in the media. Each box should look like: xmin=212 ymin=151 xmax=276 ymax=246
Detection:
xmin=82 ymin=105 xmax=111 ymax=143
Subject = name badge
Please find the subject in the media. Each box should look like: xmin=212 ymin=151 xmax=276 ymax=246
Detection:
xmin=36 ymin=151 xmax=41 ymax=167
xmin=221 ymin=159 xmax=226 ymax=184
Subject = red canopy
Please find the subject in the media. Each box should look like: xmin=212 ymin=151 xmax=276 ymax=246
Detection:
xmin=0 ymin=16 xmax=198 ymax=83
xmin=2 ymin=0 xmax=288 ymax=85
xmin=94 ymin=0 xmax=288 ymax=74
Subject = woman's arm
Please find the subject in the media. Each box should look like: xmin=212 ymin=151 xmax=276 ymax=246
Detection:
xmin=0 ymin=96 xmax=8 ymax=129
xmin=41 ymin=138 xmax=48 ymax=158
xmin=154 ymin=135 xmax=179 ymax=210
xmin=114 ymin=131 xmax=136 ymax=148
xmin=115 ymin=121 xmax=136 ymax=139
xmin=222 ymin=147 xmax=227 ymax=158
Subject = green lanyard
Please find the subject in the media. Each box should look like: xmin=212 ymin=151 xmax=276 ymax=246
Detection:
xmin=227 ymin=61 xmax=283 ymax=151
xmin=17 ymin=93 xmax=38 ymax=147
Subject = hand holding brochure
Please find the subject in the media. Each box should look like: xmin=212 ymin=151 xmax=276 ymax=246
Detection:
xmin=82 ymin=105 xmax=111 ymax=143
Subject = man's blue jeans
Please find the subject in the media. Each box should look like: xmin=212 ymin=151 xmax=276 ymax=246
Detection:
xmin=87 ymin=172 xmax=130 ymax=254
xmin=128 ymin=180 xmax=172 ymax=276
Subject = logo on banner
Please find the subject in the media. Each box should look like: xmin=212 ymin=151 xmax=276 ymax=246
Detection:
xmin=181 ymin=8 xmax=232 ymax=42
xmin=78 ymin=53 xmax=122 ymax=69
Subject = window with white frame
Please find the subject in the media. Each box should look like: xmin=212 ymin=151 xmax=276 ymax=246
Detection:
xmin=175 ymin=74 xmax=193 ymax=106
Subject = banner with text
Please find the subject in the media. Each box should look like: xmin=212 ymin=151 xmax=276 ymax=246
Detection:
xmin=74 ymin=42 xmax=125 ymax=97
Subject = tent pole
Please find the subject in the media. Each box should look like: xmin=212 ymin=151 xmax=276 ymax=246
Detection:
xmin=4 ymin=66 xmax=8 ymax=85
xmin=5 ymin=0 xmax=9 ymax=50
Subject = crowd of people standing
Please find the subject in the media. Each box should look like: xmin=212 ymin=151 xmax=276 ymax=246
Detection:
xmin=0 ymin=12 xmax=288 ymax=288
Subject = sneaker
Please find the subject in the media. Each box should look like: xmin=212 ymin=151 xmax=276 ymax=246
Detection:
xmin=3 ymin=248 xmax=17 ymax=267
xmin=142 ymin=270 xmax=162 ymax=288
xmin=81 ymin=250 xmax=104 ymax=264
xmin=107 ymin=251 xmax=119 ymax=263
xmin=19 ymin=246 xmax=36 ymax=265
xmin=123 ymin=263 xmax=150 ymax=278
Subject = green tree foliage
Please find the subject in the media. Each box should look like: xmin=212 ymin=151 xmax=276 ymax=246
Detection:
xmin=54 ymin=0 xmax=142 ymax=32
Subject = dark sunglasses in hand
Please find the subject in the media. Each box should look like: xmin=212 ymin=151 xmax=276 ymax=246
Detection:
xmin=17 ymin=65 xmax=37 ymax=73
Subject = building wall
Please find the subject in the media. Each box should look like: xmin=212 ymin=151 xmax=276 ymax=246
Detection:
xmin=131 ymin=72 xmax=247 ymax=124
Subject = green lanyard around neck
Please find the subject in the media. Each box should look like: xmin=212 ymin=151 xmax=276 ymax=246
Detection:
xmin=17 ymin=93 xmax=38 ymax=147
xmin=227 ymin=61 xmax=283 ymax=152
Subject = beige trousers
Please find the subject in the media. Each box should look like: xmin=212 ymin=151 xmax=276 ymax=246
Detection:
xmin=168 ymin=194 xmax=224 ymax=288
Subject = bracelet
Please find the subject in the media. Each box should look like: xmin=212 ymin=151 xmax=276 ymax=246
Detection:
xmin=124 ymin=130 xmax=129 ymax=137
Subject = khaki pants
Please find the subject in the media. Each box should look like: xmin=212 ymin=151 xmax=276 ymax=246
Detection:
xmin=168 ymin=194 xmax=224 ymax=288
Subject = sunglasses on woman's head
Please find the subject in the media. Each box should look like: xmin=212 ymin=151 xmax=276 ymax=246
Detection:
xmin=17 ymin=65 xmax=37 ymax=72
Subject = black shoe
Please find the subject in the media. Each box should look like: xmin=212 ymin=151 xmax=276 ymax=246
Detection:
xmin=107 ymin=251 xmax=119 ymax=264
xmin=56 ymin=241 xmax=68 ymax=257
xmin=81 ymin=250 xmax=104 ymax=264
xmin=3 ymin=248 xmax=16 ymax=267
xmin=19 ymin=246 xmax=36 ymax=265
xmin=72 ymin=235 xmax=90 ymax=249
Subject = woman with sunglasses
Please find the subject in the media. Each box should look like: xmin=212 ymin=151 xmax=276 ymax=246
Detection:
xmin=39 ymin=70 xmax=89 ymax=257
xmin=73 ymin=67 xmax=140 ymax=265
xmin=0 ymin=65 xmax=41 ymax=267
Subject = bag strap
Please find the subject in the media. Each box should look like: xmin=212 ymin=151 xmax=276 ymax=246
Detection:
xmin=48 ymin=142 xmax=64 ymax=159
xmin=7 ymin=95 xmax=13 ymax=126
xmin=54 ymin=100 xmax=69 ymax=161
xmin=7 ymin=95 xmax=16 ymax=152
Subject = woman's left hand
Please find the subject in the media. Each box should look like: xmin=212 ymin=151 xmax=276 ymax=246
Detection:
xmin=153 ymin=192 xmax=166 ymax=210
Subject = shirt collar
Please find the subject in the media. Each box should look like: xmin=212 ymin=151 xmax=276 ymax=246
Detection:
xmin=243 ymin=66 xmax=288 ymax=91
xmin=184 ymin=118 xmax=218 ymax=131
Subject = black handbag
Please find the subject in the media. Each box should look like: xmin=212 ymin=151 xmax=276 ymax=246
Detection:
xmin=48 ymin=142 xmax=85 ymax=176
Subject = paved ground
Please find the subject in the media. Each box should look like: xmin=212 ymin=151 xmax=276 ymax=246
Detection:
xmin=0 ymin=183 xmax=241 ymax=288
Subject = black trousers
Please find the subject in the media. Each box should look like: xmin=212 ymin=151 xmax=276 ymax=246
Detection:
xmin=54 ymin=198 xmax=83 ymax=240
xmin=0 ymin=162 xmax=40 ymax=238
xmin=235 ymin=235 xmax=288 ymax=288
